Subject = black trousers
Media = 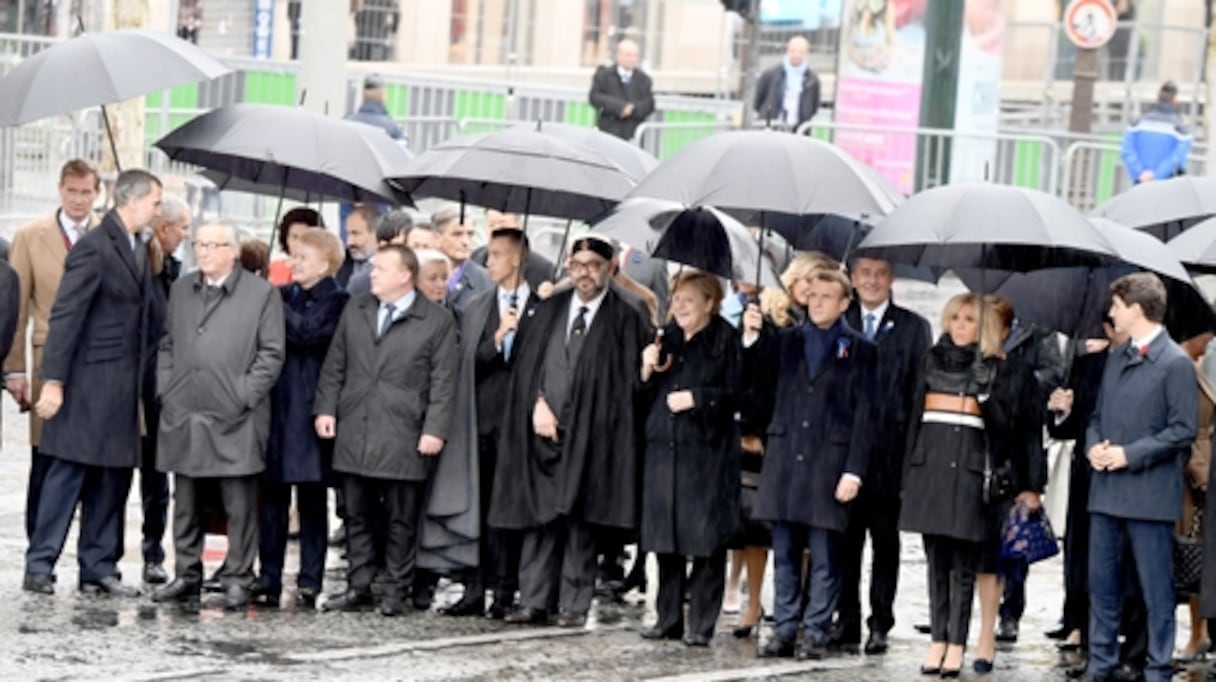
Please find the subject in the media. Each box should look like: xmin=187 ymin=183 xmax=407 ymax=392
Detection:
xmin=24 ymin=445 xmax=54 ymax=542
xmin=173 ymin=474 xmax=259 ymax=587
xmin=518 ymin=517 xmax=597 ymax=616
xmin=837 ymin=494 xmax=900 ymax=637
xmin=465 ymin=434 xmax=520 ymax=598
xmin=259 ymin=481 xmax=328 ymax=592
xmin=25 ymin=457 xmax=132 ymax=583
xmin=924 ymin=534 xmax=983 ymax=645
xmin=655 ymin=550 xmax=727 ymax=639
xmin=343 ymin=474 xmax=425 ymax=596
xmin=139 ymin=432 xmax=169 ymax=565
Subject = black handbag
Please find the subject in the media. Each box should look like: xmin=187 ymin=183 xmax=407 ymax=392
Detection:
xmin=1174 ymin=503 xmax=1204 ymax=595
xmin=982 ymin=433 xmax=1015 ymax=505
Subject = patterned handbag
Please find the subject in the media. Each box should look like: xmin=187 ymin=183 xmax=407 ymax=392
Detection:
xmin=999 ymin=502 xmax=1060 ymax=565
xmin=1174 ymin=504 xmax=1204 ymax=595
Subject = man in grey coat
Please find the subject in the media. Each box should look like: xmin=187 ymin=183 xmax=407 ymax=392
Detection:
xmin=434 ymin=205 xmax=492 ymax=318
xmin=151 ymin=222 xmax=285 ymax=611
xmin=1084 ymin=273 xmax=1198 ymax=682
xmin=315 ymin=244 xmax=459 ymax=617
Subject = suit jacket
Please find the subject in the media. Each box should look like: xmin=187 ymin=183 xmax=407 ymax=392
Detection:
xmin=315 ymin=291 xmax=459 ymax=482
xmin=471 ymin=246 xmax=555 ymax=291
xmin=845 ymin=301 xmax=931 ymax=498
xmin=589 ymin=64 xmax=655 ymax=141
xmin=1087 ymin=332 xmax=1199 ymax=522
xmin=446 ymin=259 xmax=493 ymax=320
xmin=4 ymin=210 xmax=99 ymax=445
xmin=750 ymin=319 xmax=877 ymax=531
xmin=39 ymin=211 xmax=152 ymax=468
xmin=334 ymin=248 xmax=369 ymax=288
xmin=0 ymin=260 xmax=17 ymax=445
xmin=754 ymin=63 xmax=821 ymax=129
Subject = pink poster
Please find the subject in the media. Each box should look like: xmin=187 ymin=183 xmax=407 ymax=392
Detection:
xmin=833 ymin=0 xmax=928 ymax=194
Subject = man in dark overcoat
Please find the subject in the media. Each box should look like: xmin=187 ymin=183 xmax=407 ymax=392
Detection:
xmin=432 ymin=228 xmax=538 ymax=618
xmin=833 ymin=257 xmax=930 ymax=654
xmin=589 ymin=38 xmax=655 ymax=141
xmin=315 ymin=244 xmax=459 ymax=617
xmin=744 ymin=268 xmax=876 ymax=660
xmin=151 ymin=221 xmax=285 ymax=610
xmin=23 ymin=169 xmax=162 ymax=597
xmin=490 ymin=235 xmax=651 ymax=628
xmin=1084 ymin=273 xmax=1197 ymax=682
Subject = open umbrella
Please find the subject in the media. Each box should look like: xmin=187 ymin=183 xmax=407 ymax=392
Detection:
xmin=1092 ymin=176 xmax=1216 ymax=239
xmin=591 ymin=198 xmax=781 ymax=288
xmin=1166 ymin=215 xmax=1216 ymax=274
xmin=508 ymin=121 xmax=658 ymax=182
xmin=955 ymin=218 xmax=1212 ymax=339
xmin=0 ymin=29 xmax=231 ymax=166
xmin=391 ymin=127 xmax=636 ymax=222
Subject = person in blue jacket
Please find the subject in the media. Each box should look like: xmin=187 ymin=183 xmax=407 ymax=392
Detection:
xmin=1121 ymin=81 xmax=1193 ymax=184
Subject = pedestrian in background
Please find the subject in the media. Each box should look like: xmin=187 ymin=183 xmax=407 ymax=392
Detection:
xmin=1121 ymin=81 xmax=1192 ymax=184
xmin=754 ymin=36 xmax=820 ymax=130
xmin=589 ymin=38 xmax=655 ymax=141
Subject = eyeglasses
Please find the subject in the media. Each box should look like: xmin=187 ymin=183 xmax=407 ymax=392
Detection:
xmin=193 ymin=241 xmax=232 ymax=252
xmin=568 ymin=259 xmax=606 ymax=274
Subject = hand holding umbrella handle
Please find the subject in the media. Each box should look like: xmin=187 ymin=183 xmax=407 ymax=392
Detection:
xmin=653 ymin=329 xmax=673 ymax=373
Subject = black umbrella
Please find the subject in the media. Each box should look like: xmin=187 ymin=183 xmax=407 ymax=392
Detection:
xmin=1166 ymin=215 xmax=1216 ymax=275
xmin=591 ymin=198 xmax=781 ymax=288
xmin=508 ymin=121 xmax=658 ymax=182
xmin=956 ymin=218 xmax=1212 ymax=339
xmin=390 ymin=127 xmax=637 ymax=222
xmin=1092 ymin=176 xmax=1216 ymax=239
xmin=764 ymin=213 xmax=938 ymax=282
xmin=0 ymin=29 xmax=231 ymax=167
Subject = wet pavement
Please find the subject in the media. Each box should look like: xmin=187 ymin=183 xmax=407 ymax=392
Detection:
xmin=1 ymin=278 xmax=1213 ymax=680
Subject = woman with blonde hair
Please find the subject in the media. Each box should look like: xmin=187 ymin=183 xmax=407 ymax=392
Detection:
xmin=900 ymin=293 xmax=1042 ymax=676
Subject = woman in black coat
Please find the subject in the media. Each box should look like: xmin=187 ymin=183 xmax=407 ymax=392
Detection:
xmin=639 ymin=271 xmax=740 ymax=646
xmin=256 ymin=228 xmax=350 ymax=608
xmin=900 ymin=293 xmax=1042 ymax=677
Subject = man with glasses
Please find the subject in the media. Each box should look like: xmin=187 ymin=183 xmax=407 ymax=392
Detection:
xmin=152 ymin=222 xmax=285 ymax=610
xmin=491 ymin=235 xmax=651 ymax=628
xmin=433 ymin=205 xmax=491 ymax=317
xmin=22 ymin=169 xmax=160 ymax=598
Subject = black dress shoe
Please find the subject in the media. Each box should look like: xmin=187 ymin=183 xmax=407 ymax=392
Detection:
xmin=328 ymin=523 xmax=347 ymax=547
xmin=1057 ymin=640 xmax=1082 ymax=652
xmin=758 ymin=636 xmax=795 ymax=658
xmin=486 ymin=595 xmax=513 ymax=620
xmin=322 ymin=588 xmax=374 ymax=612
xmin=915 ymin=623 xmax=932 ymax=635
xmin=556 ymin=612 xmax=586 ymax=628
xmin=1108 ymin=663 xmax=1142 ymax=682
xmin=201 ymin=575 xmax=223 ymax=593
xmin=1045 ymin=624 xmax=1070 ymax=640
xmin=224 ymin=584 xmax=251 ymax=610
xmin=251 ymin=583 xmax=281 ymax=607
xmin=640 ymin=625 xmax=683 ymax=641
xmin=380 ymin=593 xmax=405 ymax=617
xmin=81 ymin=576 xmax=141 ymax=597
xmin=152 ymin=579 xmax=201 ymax=603
xmin=828 ymin=622 xmax=861 ymax=651
xmin=864 ymin=631 xmax=890 ymax=655
xmin=23 ymin=572 xmax=55 ymax=595
xmin=796 ymin=641 xmax=826 ymax=661
xmin=142 ymin=563 xmax=169 ymax=585
xmin=683 ymin=633 xmax=711 ymax=647
xmin=995 ymin=617 xmax=1019 ymax=643
xmin=296 ymin=587 xmax=318 ymax=609
xmin=504 ymin=607 xmax=548 ymax=625
xmin=443 ymin=596 xmax=486 ymax=617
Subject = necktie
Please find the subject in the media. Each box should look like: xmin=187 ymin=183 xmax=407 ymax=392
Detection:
xmin=378 ymin=303 xmax=396 ymax=340
xmin=864 ymin=313 xmax=876 ymax=341
xmin=503 ymin=293 xmax=517 ymax=360
xmin=569 ymin=306 xmax=588 ymax=345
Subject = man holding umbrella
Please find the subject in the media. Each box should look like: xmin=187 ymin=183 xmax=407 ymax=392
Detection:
xmin=491 ymin=234 xmax=651 ymax=628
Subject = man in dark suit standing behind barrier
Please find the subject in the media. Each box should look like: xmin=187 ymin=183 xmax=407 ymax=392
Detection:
xmin=1084 ymin=273 xmax=1197 ymax=682
xmin=589 ymin=38 xmax=655 ymax=141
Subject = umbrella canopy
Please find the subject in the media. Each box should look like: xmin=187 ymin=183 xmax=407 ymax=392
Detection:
xmin=1166 ymin=215 xmax=1216 ymax=275
xmin=0 ymin=29 xmax=230 ymax=126
xmin=157 ymin=103 xmax=413 ymax=205
xmin=1092 ymin=176 xmax=1216 ymax=238
xmin=956 ymin=218 xmax=1209 ymax=338
xmin=857 ymin=184 xmax=1118 ymax=272
xmin=391 ymin=128 xmax=637 ymax=221
xmin=509 ymin=121 xmax=658 ymax=181
xmin=625 ymin=130 xmax=903 ymax=220
xmin=591 ymin=198 xmax=781 ymax=288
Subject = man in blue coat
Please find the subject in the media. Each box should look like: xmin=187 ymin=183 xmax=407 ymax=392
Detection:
xmin=1084 ymin=273 xmax=1198 ymax=682
xmin=744 ymin=268 xmax=876 ymax=660
xmin=1120 ymin=81 xmax=1193 ymax=184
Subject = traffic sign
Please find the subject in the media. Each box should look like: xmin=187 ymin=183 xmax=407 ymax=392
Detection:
xmin=1063 ymin=0 xmax=1119 ymax=50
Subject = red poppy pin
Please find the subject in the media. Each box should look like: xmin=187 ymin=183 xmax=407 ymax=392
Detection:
xmin=1139 ymin=344 xmax=1149 ymax=357
xmin=836 ymin=337 xmax=851 ymax=359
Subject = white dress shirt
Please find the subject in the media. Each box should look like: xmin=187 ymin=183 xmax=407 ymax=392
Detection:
xmin=568 ymin=288 xmax=608 ymax=340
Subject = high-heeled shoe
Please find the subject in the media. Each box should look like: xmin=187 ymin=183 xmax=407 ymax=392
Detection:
xmin=940 ymin=668 xmax=961 ymax=678
xmin=920 ymin=653 xmax=945 ymax=675
xmin=972 ymin=658 xmax=994 ymax=673
xmin=732 ymin=609 xmax=764 ymax=638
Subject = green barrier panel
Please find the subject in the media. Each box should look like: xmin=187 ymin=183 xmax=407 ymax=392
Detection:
xmin=1096 ymin=147 xmax=1120 ymax=203
xmin=145 ymin=83 xmax=200 ymax=145
xmin=455 ymin=91 xmax=506 ymax=133
xmin=810 ymin=127 xmax=832 ymax=142
xmin=385 ymin=83 xmax=409 ymax=119
xmin=1011 ymin=139 xmax=1042 ymax=189
xmin=657 ymin=111 xmax=718 ymax=160
xmin=243 ymin=71 xmax=296 ymax=105
xmin=564 ymin=101 xmax=597 ymax=127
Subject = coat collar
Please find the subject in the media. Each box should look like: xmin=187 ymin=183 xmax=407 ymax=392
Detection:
xmin=101 ymin=210 xmax=143 ymax=286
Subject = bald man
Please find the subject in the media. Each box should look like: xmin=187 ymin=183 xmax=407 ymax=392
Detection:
xmin=755 ymin=36 xmax=821 ymax=130
xmin=589 ymin=38 xmax=655 ymax=141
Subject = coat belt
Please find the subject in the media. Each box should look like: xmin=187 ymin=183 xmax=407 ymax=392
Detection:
xmin=924 ymin=392 xmax=982 ymax=416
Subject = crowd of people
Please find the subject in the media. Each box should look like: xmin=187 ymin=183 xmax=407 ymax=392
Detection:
xmin=1 ymin=157 xmax=1214 ymax=682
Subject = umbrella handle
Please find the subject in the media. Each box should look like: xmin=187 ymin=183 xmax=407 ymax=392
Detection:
xmin=653 ymin=328 xmax=673 ymax=373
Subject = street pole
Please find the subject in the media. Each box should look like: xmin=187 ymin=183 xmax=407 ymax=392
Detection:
xmin=915 ymin=1 xmax=964 ymax=190
xmin=1067 ymin=46 xmax=1099 ymax=206
xmin=297 ymin=0 xmax=348 ymax=119
xmin=1206 ymin=1 xmax=1216 ymax=175
xmin=102 ymin=0 xmax=149 ymax=174
xmin=739 ymin=0 xmax=761 ymax=128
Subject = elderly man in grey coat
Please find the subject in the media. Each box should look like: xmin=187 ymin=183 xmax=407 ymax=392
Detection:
xmin=315 ymin=244 xmax=459 ymax=617
xmin=151 ymin=222 xmax=285 ymax=611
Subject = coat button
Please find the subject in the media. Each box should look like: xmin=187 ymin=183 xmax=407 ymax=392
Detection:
xmin=801 ymin=420 xmax=809 ymax=428
xmin=669 ymin=441 xmax=675 ymax=448
xmin=197 ymin=327 xmax=204 ymax=334
xmin=949 ymin=462 xmax=956 ymax=468
xmin=796 ymin=454 xmax=803 ymax=462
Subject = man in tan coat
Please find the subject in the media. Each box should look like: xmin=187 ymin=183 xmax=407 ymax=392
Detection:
xmin=4 ymin=159 xmax=101 ymax=542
